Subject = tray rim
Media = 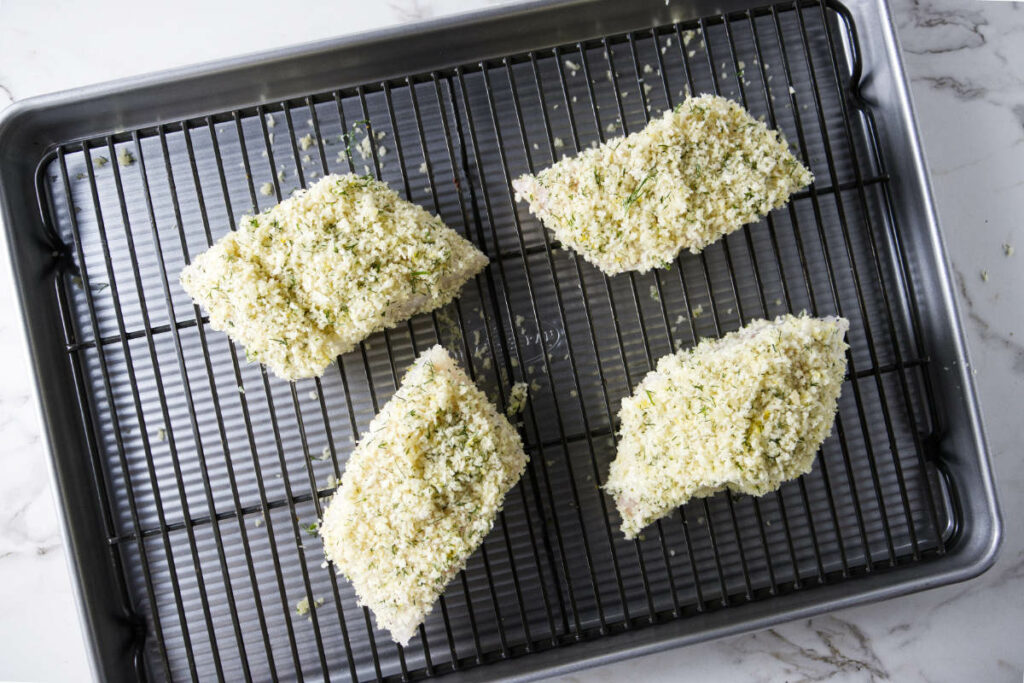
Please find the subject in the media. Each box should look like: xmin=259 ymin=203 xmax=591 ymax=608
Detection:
xmin=0 ymin=0 xmax=1001 ymax=680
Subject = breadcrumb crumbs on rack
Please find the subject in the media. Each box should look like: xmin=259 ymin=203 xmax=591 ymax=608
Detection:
xmin=355 ymin=134 xmax=373 ymax=160
xmin=179 ymin=174 xmax=488 ymax=380
xmin=605 ymin=314 xmax=849 ymax=538
xmin=512 ymin=94 xmax=812 ymax=274
xmin=507 ymin=382 xmax=529 ymax=417
xmin=319 ymin=346 xmax=528 ymax=645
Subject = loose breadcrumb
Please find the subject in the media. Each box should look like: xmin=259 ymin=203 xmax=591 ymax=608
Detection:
xmin=605 ymin=314 xmax=848 ymax=538
xmin=507 ymin=382 xmax=529 ymax=417
xmin=117 ymin=148 xmax=135 ymax=167
xmin=355 ymin=134 xmax=373 ymax=160
xmin=319 ymin=346 xmax=528 ymax=644
xmin=180 ymin=174 xmax=488 ymax=380
xmin=259 ymin=182 xmax=274 ymax=196
xmin=513 ymin=95 xmax=812 ymax=274
xmin=295 ymin=596 xmax=324 ymax=617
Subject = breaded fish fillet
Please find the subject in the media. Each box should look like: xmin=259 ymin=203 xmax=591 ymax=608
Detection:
xmin=605 ymin=314 xmax=848 ymax=538
xmin=513 ymin=95 xmax=812 ymax=274
xmin=180 ymin=174 xmax=488 ymax=380
xmin=319 ymin=346 xmax=528 ymax=645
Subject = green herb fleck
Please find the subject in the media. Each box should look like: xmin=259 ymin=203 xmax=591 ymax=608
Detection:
xmin=623 ymin=168 xmax=657 ymax=212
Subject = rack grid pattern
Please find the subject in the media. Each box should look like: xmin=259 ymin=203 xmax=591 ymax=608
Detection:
xmin=39 ymin=1 xmax=951 ymax=680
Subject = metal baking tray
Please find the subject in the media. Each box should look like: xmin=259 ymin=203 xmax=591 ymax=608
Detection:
xmin=0 ymin=0 xmax=1000 ymax=680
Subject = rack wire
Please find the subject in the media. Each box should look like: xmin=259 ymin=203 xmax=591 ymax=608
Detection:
xmin=39 ymin=1 xmax=951 ymax=680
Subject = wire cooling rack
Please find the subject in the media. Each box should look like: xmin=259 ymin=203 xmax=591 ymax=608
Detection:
xmin=37 ymin=1 xmax=952 ymax=680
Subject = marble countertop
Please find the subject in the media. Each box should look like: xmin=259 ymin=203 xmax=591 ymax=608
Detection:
xmin=1 ymin=0 xmax=1021 ymax=680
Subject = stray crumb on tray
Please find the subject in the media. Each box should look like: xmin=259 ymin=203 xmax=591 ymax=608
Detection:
xmin=507 ymin=382 xmax=529 ymax=418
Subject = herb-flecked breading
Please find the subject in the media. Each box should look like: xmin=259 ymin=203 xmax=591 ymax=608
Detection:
xmin=605 ymin=314 xmax=848 ymax=538
xmin=179 ymin=174 xmax=488 ymax=380
xmin=512 ymin=95 xmax=813 ymax=275
xmin=319 ymin=346 xmax=528 ymax=645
